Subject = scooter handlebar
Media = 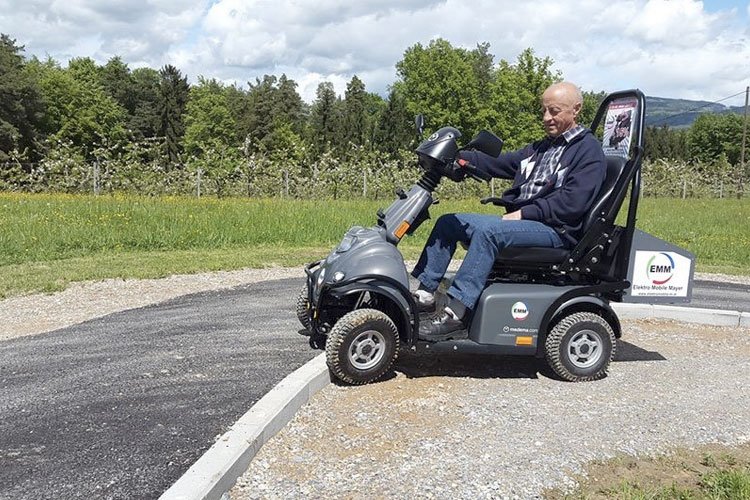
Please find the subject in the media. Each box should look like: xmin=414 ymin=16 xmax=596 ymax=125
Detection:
xmin=454 ymin=159 xmax=491 ymax=182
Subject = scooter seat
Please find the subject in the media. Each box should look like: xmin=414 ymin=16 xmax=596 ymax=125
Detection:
xmin=496 ymin=246 xmax=569 ymax=264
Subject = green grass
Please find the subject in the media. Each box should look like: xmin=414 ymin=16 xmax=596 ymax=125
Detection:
xmin=1 ymin=193 xmax=748 ymax=297
xmin=547 ymin=446 xmax=750 ymax=500
xmin=594 ymin=470 xmax=750 ymax=499
xmin=635 ymin=198 xmax=750 ymax=275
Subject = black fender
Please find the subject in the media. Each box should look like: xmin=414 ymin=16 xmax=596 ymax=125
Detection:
xmin=536 ymin=289 xmax=622 ymax=357
xmin=324 ymin=278 xmax=418 ymax=344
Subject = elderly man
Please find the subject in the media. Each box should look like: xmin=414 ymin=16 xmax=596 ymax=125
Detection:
xmin=414 ymin=81 xmax=606 ymax=340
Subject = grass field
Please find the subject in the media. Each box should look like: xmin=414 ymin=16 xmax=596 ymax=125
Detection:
xmin=1 ymin=193 xmax=748 ymax=297
xmin=546 ymin=443 xmax=750 ymax=499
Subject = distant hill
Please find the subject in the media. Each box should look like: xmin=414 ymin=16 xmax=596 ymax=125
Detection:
xmin=645 ymin=96 xmax=745 ymax=128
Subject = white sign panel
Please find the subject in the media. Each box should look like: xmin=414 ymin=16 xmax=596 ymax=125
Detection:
xmin=630 ymin=251 xmax=691 ymax=297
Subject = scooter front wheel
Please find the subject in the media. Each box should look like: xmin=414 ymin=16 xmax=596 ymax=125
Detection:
xmin=325 ymin=308 xmax=399 ymax=385
xmin=296 ymin=284 xmax=312 ymax=332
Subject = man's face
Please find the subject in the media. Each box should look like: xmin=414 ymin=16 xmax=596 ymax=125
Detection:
xmin=541 ymin=89 xmax=580 ymax=138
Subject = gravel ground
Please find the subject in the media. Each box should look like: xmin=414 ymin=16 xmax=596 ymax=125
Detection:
xmin=229 ymin=318 xmax=750 ymax=499
xmin=1 ymin=266 xmax=748 ymax=498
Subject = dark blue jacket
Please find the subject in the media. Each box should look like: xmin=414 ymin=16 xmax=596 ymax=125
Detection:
xmin=459 ymin=129 xmax=606 ymax=247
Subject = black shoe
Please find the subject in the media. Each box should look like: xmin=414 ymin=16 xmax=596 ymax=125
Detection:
xmin=418 ymin=312 xmax=466 ymax=342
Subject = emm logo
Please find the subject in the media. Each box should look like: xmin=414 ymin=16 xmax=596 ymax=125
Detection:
xmin=511 ymin=301 xmax=529 ymax=321
xmin=646 ymin=252 xmax=675 ymax=285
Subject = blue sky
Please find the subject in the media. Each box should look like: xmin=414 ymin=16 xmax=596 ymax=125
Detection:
xmin=1 ymin=0 xmax=749 ymax=105
xmin=704 ymin=0 xmax=747 ymax=12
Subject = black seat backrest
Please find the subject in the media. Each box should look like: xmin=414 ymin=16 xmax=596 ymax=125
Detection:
xmin=554 ymin=90 xmax=645 ymax=275
xmin=581 ymin=155 xmax=627 ymax=232
xmin=583 ymin=91 xmax=645 ymax=229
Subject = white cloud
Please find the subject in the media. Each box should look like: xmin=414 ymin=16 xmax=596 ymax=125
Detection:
xmin=1 ymin=0 xmax=749 ymax=104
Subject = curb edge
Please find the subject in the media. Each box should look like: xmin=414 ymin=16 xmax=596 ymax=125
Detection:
xmin=159 ymin=353 xmax=329 ymax=500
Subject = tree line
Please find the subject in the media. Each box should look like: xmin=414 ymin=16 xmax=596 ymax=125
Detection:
xmin=0 ymin=33 xmax=745 ymax=197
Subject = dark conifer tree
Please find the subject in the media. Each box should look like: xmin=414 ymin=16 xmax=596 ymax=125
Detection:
xmin=158 ymin=64 xmax=189 ymax=165
xmin=0 ymin=34 xmax=44 ymax=161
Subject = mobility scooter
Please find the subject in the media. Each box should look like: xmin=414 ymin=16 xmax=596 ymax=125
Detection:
xmin=298 ymin=89 xmax=695 ymax=385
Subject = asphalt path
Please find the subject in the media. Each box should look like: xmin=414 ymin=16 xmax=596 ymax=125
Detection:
xmin=691 ymin=279 xmax=750 ymax=312
xmin=0 ymin=277 xmax=747 ymax=500
xmin=0 ymin=278 xmax=318 ymax=500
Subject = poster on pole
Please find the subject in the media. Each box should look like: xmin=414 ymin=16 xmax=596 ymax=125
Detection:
xmin=602 ymin=97 xmax=638 ymax=158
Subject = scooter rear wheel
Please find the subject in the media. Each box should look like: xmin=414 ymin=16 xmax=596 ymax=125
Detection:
xmin=326 ymin=308 xmax=399 ymax=385
xmin=545 ymin=311 xmax=616 ymax=382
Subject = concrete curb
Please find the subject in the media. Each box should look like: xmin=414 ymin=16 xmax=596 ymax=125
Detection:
xmin=159 ymin=353 xmax=330 ymax=500
xmin=612 ymin=303 xmax=748 ymax=328
xmin=161 ymin=304 xmax=749 ymax=500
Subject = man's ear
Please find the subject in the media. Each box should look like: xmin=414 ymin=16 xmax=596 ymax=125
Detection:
xmin=573 ymin=102 xmax=582 ymax=117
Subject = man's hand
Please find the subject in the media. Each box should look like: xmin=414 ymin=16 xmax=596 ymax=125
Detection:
xmin=502 ymin=210 xmax=522 ymax=220
xmin=446 ymin=159 xmax=467 ymax=182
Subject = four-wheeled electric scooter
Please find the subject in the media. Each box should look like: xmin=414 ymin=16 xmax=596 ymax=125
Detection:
xmin=298 ymin=89 xmax=695 ymax=385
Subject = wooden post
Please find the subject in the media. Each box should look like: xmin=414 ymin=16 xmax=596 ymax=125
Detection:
xmin=196 ymin=168 xmax=202 ymax=198
xmin=93 ymin=161 xmax=100 ymax=196
xmin=740 ymin=86 xmax=749 ymax=198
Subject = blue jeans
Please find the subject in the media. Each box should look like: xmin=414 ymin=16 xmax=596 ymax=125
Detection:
xmin=411 ymin=213 xmax=564 ymax=310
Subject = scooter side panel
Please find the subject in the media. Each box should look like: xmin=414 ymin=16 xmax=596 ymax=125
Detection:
xmin=469 ymin=283 xmax=579 ymax=348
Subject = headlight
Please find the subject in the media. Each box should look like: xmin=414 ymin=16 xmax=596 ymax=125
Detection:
xmin=336 ymin=234 xmax=357 ymax=253
xmin=316 ymin=268 xmax=326 ymax=287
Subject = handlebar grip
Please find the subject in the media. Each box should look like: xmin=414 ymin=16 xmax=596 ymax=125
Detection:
xmin=465 ymin=162 xmax=491 ymax=181
xmin=480 ymin=197 xmax=509 ymax=207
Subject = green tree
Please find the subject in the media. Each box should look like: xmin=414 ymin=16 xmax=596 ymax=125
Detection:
xmin=310 ymin=81 xmax=342 ymax=152
xmin=240 ymin=74 xmax=306 ymax=153
xmin=343 ymin=75 xmax=367 ymax=146
xmin=487 ymin=48 xmax=560 ymax=149
xmin=183 ymin=77 xmax=238 ymax=154
xmin=0 ymin=34 xmax=43 ymax=161
xmin=183 ymin=78 xmax=240 ymax=196
xmin=243 ymin=75 xmax=278 ymax=151
xmin=644 ymin=125 xmax=689 ymax=162
xmin=274 ymin=74 xmax=305 ymax=135
xmin=67 ymin=57 xmax=102 ymax=87
xmin=29 ymin=56 xmax=126 ymax=158
xmin=375 ymin=86 xmax=414 ymax=155
xmin=580 ymin=90 xmax=607 ymax=129
xmin=362 ymin=91 xmax=386 ymax=148
xmin=158 ymin=64 xmax=189 ymax=165
xmin=394 ymin=38 xmax=482 ymax=138
xmin=129 ymin=67 xmax=161 ymax=139
xmin=99 ymin=56 xmax=135 ymax=115
xmin=471 ymin=42 xmax=494 ymax=103
xmin=688 ymin=113 xmax=743 ymax=165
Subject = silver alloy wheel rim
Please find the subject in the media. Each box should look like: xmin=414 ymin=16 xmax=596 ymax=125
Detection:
xmin=349 ymin=329 xmax=386 ymax=370
xmin=567 ymin=329 xmax=603 ymax=369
